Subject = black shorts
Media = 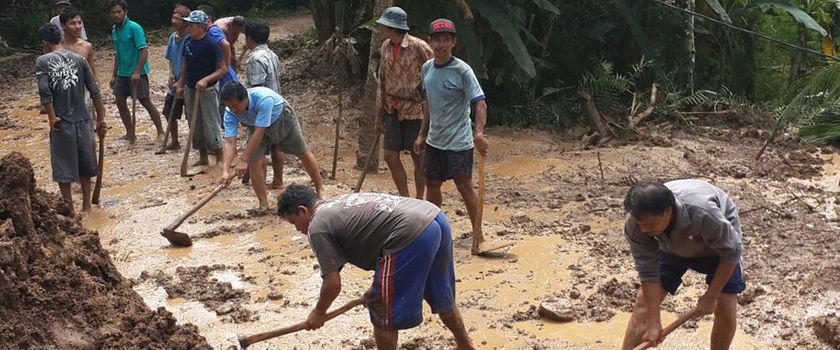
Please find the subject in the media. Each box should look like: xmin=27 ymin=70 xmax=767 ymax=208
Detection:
xmin=658 ymin=251 xmax=746 ymax=295
xmin=424 ymin=144 xmax=473 ymax=182
xmin=163 ymin=93 xmax=184 ymax=120
xmin=113 ymin=75 xmax=150 ymax=99
xmin=384 ymin=112 xmax=421 ymax=152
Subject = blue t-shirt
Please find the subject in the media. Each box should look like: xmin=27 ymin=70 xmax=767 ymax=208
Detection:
xmin=223 ymin=87 xmax=286 ymax=138
xmin=183 ymin=33 xmax=224 ymax=89
xmin=164 ymin=32 xmax=187 ymax=94
xmin=421 ymin=57 xmax=485 ymax=151
xmin=208 ymin=25 xmax=239 ymax=89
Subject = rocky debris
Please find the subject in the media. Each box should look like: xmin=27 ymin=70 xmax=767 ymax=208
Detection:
xmin=812 ymin=316 xmax=840 ymax=348
xmin=538 ymin=298 xmax=577 ymax=322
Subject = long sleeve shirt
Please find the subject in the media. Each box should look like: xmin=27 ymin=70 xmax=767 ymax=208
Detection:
xmin=624 ymin=179 xmax=743 ymax=283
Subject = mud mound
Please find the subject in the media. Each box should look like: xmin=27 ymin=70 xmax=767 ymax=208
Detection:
xmin=0 ymin=152 xmax=211 ymax=349
xmin=813 ymin=316 xmax=840 ymax=348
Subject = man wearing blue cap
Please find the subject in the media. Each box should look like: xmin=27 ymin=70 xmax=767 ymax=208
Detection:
xmin=374 ymin=7 xmax=433 ymax=200
xmin=414 ymin=18 xmax=489 ymax=255
xmin=173 ymin=10 xmax=228 ymax=166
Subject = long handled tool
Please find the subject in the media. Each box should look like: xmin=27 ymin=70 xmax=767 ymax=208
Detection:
xmin=130 ymin=83 xmax=137 ymax=133
xmin=632 ymin=308 xmax=697 ymax=350
xmin=156 ymin=97 xmax=177 ymax=154
xmin=161 ymin=175 xmax=232 ymax=247
xmin=473 ymin=152 xmax=513 ymax=255
xmin=180 ymin=92 xmax=201 ymax=177
xmin=353 ymin=132 xmax=381 ymax=193
xmin=330 ymin=90 xmax=342 ymax=180
xmin=91 ymin=123 xmax=105 ymax=204
xmin=238 ymin=298 xmax=366 ymax=348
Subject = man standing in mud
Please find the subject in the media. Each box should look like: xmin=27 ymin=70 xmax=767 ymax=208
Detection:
xmin=107 ymin=0 xmax=164 ymax=144
xmin=59 ymin=7 xmax=99 ymax=150
xmin=161 ymin=4 xmax=191 ymax=150
xmin=218 ymin=83 xmax=323 ymax=208
xmin=414 ymin=19 xmax=489 ymax=255
xmin=173 ymin=10 xmax=227 ymax=167
xmin=621 ymin=180 xmax=745 ymax=350
xmin=36 ymin=23 xmax=107 ymax=212
xmin=277 ymin=184 xmax=476 ymax=350
xmin=375 ymin=7 xmax=433 ymax=200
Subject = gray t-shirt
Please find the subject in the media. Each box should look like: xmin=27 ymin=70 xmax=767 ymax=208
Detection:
xmin=625 ymin=179 xmax=743 ymax=283
xmin=36 ymin=50 xmax=100 ymax=123
xmin=245 ymin=44 xmax=281 ymax=94
xmin=308 ymin=193 xmax=441 ymax=276
xmin=421 ymin=57 xmax=485 ymax=151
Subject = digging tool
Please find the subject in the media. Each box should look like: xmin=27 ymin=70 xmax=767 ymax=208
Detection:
xmin=353 ymin=132 xmax=381 ymax=193
xmin=156 ymin=97 xmax=177 ymax=154
xmin=161 ymin=174 xmax=233 ymax=247
xmin=632 ymin=308 xmax=697 ymax=350
xmin=330 ymin=90 xmax=342 ymax=180
xmin=130 ymin=82 xmax=137 ymax=132
xmin=472 ymin=151 xmax=513 ymax=256
xmin=180 ymin=93 xmax=201 ymax=177
xmin=91 ymin=122 xmax=105 ymax=204
xmin=238 ymin=298 xmax=366 ymax=348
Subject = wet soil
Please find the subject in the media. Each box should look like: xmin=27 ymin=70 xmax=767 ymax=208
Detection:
xmin=2 ymin=11 xmax=839 ymax=350
xmin=0 ymin=152 xmax=211 ymax=349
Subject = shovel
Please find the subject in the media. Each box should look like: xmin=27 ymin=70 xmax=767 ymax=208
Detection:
xmin=180 ymin=92 xmax=201 ymax=177
xmin=632 ymin=308 xmax=697 ymax=350
xmin=91 ymin=120 xmax=105 ymax=204
xmin=156 ymin=96 xmax=177 ymax=154
xmin=130 ymin=83 xmax=137 ymax=132
xmin=472 ymin=151 xmax=513 ymax=256
xmin=353 ymin=132 xmax=381 ymax=193
xmin=237 ymin=297 xmax=365 ymax=348
xmin=161 ymin=175 xmax=233 ymax=247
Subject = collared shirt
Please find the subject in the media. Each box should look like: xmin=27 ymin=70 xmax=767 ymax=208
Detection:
xmin=421 ymin=56 xmax=486 ymax=151
xmin=245 ymin=44 xmax=281 ymax=93
xmin=208 ymin=25 xmax=240 ymax=90
xmin=111 ymin=16 xmax=150 ymax=77
xmin=51 ymin=15 xmax=88 ymax=40
xmin=377 ymin=34 xmax=433 ymax=121
xmin=624 ymin=179 xmax=743 ymax=283
xmin=223 ymin=87 xmax=285 ymax=138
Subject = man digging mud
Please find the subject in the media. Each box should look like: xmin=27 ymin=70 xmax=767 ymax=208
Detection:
xmin=415 ymin=19 xmax=490 ymax=255
xmin=107 ymin=0 xmax=164 ymax=144
xmin=375 ymin=7 xmax=433 ymax=199
xmin=277 ymin=185 xmax=476 ymax=350
xmin=219 ymin=83 xmax=323 ymax=208
xmin=36 ymin=23 xmax=106 ymax=213
xmin=621 ymin=179 xmax=745 ymax=349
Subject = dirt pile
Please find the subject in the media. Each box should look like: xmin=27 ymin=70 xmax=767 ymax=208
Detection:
xmin=813 ymin=316 xmax=840 ymax=348
xmin=0 ymin=152 xmax=211 ymax=349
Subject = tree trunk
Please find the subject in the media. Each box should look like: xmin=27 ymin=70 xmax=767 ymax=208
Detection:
xmin=356 ymin=0 xmax=392 ymax=173
xmin=311 ymin=0 xmax=335 ymax=43
xmin=684 ymin=0 xmax=695 ymax=94
xmin=788 ymin=24 xmax=808 ymax=86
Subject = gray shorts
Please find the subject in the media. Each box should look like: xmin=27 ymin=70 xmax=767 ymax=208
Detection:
xmin=113 ymin=75 xmax=151 ymax=99
xmin=50 ymin=119 xmax=98 ymax=183
xmin=184 ymin=86 xmax=224 ymax=151
xmin=246 ymin=104 xmax=307 ymax=163
xmin=384 ymin=111 xmax=421 ymax=152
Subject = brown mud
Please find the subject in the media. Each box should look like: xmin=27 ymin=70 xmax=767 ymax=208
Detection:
xmin=0 ymin=152 xmax=211 ymax=349
xmin=1 ymin=11 xmax=839 ymax=350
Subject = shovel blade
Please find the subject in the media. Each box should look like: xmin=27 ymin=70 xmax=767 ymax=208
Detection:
xmin=162 ymin=229 xmax=193 ymax=247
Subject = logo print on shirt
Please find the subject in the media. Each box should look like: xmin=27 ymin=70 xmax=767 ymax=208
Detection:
xmin=325 ymin=193 xmax=404 ymax=213
xmin=46 ymin=55 xmax=79 ymax=91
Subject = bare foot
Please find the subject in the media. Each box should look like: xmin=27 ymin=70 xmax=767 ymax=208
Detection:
xmin=192 ymin=158 xmax=209 ymax=166
xmin=166 ymin=142 xmax=180 ymax=150
xmin=268 ymin=181 xmax=284 ymax=190
xmin=118 ymin=134 xmax=137 ymax=144
xmin=155 ymin=133 xmax=165 ymax=144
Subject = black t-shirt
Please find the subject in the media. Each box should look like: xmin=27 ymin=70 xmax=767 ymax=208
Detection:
xmin=183 ymin=33 xmax=224 ymax=89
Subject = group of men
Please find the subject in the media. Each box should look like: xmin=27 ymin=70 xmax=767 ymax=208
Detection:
xmin=34 ymin=2 xmax=746 ymax=349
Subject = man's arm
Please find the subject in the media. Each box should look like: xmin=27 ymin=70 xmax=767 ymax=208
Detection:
xmin=196 ymin=60 xmax=228 ymax=91
xmin=473 ymin=99 xmax=488 ymax=154
xmin=220 ymin=38 xmax=232 ymax=67
xmin=237 ymin=126 xmax=265 ymax=168
xmin=44 ymin=103 xmax=61 ymax=131
xmin=85 ymin=43 xmax=99 ymax=84
xmin=131 ymin=47 xmax=148 ymax=83
xmin=111 ymin=56 xmax=117 ymax=88
xmin=220 ymin=136 xmax=238 ymax=186
xmin=306 ymin=270 xmax=341 ymax=329
xmin=414 ymin=100 xmax=430 ymax=154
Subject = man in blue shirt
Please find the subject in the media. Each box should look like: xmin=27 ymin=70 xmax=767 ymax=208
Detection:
xmin=414 ymin=19 xmax=489 ymax=255
xmin=198 ymin=5 xmax=239 ymax=121
xmin=107 ymin=0 xmax=164 ymax=144
xmin=219 ymin=83 xmax=323 ymax=209
xmin=162 ymin=4 xmax=190 ymax=150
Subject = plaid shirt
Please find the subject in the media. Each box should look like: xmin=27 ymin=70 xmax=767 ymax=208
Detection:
xmin=377 ymin=34 xmax=433 ymax=121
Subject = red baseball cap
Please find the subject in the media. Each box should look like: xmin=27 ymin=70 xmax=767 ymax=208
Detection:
xmin=429 ymin=18 xmax=456 ymax=35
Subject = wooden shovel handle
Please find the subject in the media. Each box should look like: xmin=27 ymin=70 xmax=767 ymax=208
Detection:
xmin=632 ymin=308 xmax=697 ymax=350
xmin=164 ymin=174 xmax=232 ymax=232
xmin=238 ymin=298 xmax=366 ymax=348
xmin=476 ymin=152 xmax=486 ymax=228
xmin=91 ymin=127 xmax=105 ymax=204
xmin=158 ymin=96 xmax=176 ymax=154
xmin=180 ymin=92 xmax=201 ymax=177
xmin=353 ymin=132 xmax=381 ymax=193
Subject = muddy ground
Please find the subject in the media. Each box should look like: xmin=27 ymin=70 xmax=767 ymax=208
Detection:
xmin=1 ymin=12 xmax=839 ymax=350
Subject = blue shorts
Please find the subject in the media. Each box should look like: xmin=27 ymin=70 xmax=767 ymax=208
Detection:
xmin=658 ymin=251 xmax=746 ymax=295
xmin=368 ymin=211 xmax=456 ymax=330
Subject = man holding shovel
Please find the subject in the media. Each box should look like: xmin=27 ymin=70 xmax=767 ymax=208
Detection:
xmin=160 ymin=4 xmax=191 ymax=151
xmin=219 ymin=83 xmax=323 ymax=208
xmin=621 ymin=180 xmax=745 ymax=350
xmin=173 ymin=10 xmax=227 ymax=167
xmin=277 ymin=185 xmax=476 ymax=350
xmin=107 ymin=0 xmax=164 ymax=144
xmin=415 ymin=19 xmax=489 ymax=255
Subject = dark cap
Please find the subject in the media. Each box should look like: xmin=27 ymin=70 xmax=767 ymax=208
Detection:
xmin=429 ymin=18 xmax=456 ymax=35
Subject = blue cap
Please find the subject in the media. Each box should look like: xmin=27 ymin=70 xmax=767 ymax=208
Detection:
xmin=183 ymin=10 xmax=209 ymax=25
xmin=376 ymin=7 xmax=409 ymax=31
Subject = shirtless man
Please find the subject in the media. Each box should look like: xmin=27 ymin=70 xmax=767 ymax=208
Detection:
xmin=60 ymin=7 xmax=100 ymax=152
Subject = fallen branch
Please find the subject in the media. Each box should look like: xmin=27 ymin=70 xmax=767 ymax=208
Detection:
xmin=629 ymin=83 xmax=658 ymax=127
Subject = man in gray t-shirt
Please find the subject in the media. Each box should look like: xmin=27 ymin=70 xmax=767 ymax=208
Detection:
xmin=36 ymin=23 xmax=106 ymax=213
xmin=278 ymin=185 xmax=475 ymax=349
xmin=620 ymin=180 xmax=744 ymax=350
